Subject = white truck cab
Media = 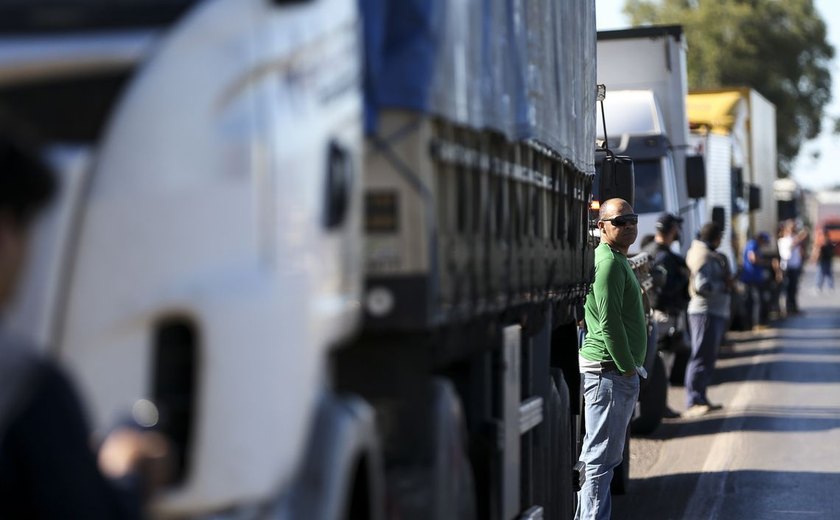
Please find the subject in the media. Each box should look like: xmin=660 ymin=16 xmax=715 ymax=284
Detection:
xmin=5 ymin=0 xmax=376 ymax=516
xmin=597 ymin=90 xmax=683 ymax=252
xmin=597 ymin=26 xmax=706 ymax=255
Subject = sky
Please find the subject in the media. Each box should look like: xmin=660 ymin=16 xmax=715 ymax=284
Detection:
xmin=595 ymin=0 xmax=840 ymax=193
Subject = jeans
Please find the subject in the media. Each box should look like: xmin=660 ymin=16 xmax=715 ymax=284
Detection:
xmin=575 ymin=371 xmax=640 ymax=520
xmin=816 ymin=261 xmax=834 ymax=290
xmin=685 ymin=313 xmax=726 ymax=407
xmin=744 ymin=282 xmax=769 ymax=327
xmin=783 ymin=267 xmax=801 ymax=314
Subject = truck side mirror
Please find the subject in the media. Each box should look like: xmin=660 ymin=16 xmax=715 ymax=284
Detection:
xmin=712 ymin=206 xmax=726 ymax=230
xmin=748 ymin=184 xmax=762 ymax=211
xmin=598 ymin=153 xmax=635 ymax=207
xmin=686 ymin=155 xmax=706 ymax=199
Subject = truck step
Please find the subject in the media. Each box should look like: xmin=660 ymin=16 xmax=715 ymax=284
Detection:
xmin=518 ymin=396 xmax=544 ymax=434
xmin=519 ymin=505 xmax=544 ymax=520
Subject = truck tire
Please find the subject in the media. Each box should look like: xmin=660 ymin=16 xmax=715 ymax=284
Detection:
xmin=549 ymin=369 xmax=575 ymax=520
xmin=631 ymin=354 xmax=667 ymax=435
xmin=669 ymin=348 xmax=690 ymax=387
xmin=387 ymin=379 xmax=476 ymax=520
xmin=610 ymin=425 xmax=631 ymax=495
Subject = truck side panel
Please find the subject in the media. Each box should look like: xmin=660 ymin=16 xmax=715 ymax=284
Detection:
xmin=748 ymin=90 xmax=779 ymax=238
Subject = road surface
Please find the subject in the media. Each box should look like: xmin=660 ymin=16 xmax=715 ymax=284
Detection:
xmin=613 ymin=264 xmax=840 ymax=519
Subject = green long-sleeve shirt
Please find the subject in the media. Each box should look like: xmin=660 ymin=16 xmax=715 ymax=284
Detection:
xmin=581 ymin=242 xmax=647 ymax=373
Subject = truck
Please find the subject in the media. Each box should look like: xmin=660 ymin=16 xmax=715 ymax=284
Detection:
xmin=774 ymin=177 xmax=804 ymax=225
xmin=2 ymin=0 xmax=637 ymax=518
xmin=809 ymin=190 xmax=840 ymax=229
xmin=596 ymin=25 xmax=706 ymax=256
xmin=684 ymin=116 xmax=739 ymax=271
xmin=686 ymin=88 xmax=779 ymax=259
xmin=809 ymin=190 xmax=840 ymax=257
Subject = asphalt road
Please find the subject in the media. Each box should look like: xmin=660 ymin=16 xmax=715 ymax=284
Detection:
xmin=613 ymin=264 xmax=840 ymax=520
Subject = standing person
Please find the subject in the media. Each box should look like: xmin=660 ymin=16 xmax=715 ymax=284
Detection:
xmin=777 ymin=221 xmax=808 ymax=315
xmin=682 ymin=222 xmax=730 ymax=417
xmin=814 ymin=228 xmax=836 ymax=292
xmin=740 ymin=232 xmax=772 ymax=330
xmin=576 ymin=198 xmax=647 ymax=520
xmin=0 ymin=128 xmax=170 ymax=518
xmin=642 ymin=213 xmax=690 ymax=417
xmin=641 ymin=215 xmax=690 ymax=331
xmin=642 ymin=213 xmax=690 ymax=321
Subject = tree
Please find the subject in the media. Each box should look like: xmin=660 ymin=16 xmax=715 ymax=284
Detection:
xmin=623 ymin=0 xmax=834 ymax=178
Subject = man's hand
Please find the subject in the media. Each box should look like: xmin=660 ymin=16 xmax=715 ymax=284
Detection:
xmin=98 ymin=427 xmax=174 ymax=496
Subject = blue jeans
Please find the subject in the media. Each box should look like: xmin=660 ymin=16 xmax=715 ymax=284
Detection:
xmin=575 ymin=370 xmax=640 ymax=520
xmin=685 ymin=313 xmax=726 ymax=407
xmin=783 ymin=267 xmax=801 ymax=314
xmin=744 ymin=281 xmax=769 ymax=327
xmin=816 ymin=260 xmax=834 ymax=290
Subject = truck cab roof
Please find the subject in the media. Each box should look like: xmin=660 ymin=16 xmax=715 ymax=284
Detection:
xmin=597 ymin=90 xmax=667 ymax=138
xmin=608 ymin=134 xmax=671 ymax=161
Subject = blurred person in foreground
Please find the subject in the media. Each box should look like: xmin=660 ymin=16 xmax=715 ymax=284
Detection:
xmin=682 ymin=222 xmax=730 ymax=418
xmin=777 ymin=220 xmax=808 ymax=316
xmin=0 ymin=128 xmax=171 ymax=518
xmin=576 ymin=198 xmax=646 ymax=520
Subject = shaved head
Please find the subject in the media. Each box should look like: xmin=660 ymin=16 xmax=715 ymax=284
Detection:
xmin=597 ymin=198 xmax=637 ymax=255
xmin=599 ymin=198 xmax=631 ymax=220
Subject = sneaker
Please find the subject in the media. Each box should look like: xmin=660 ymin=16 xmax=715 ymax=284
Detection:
xmin=706 ymin=402 xmax=723 ymax=411
xmin=681 ymin=404 xmax=711 ymax=418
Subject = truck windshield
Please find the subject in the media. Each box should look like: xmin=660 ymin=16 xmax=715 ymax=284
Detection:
xmin=0 ymin=2 xmax=198 ymax=142
xmin=633 ymin=159 xmax=664 ymax=214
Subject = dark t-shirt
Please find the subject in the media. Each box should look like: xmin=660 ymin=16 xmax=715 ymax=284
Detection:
xmin=642 ymin=241 xmax=690 ymax=314
xmin=0 ymin=345 xmax=141 ymax=519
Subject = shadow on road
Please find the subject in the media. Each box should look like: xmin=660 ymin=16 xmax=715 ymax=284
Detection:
xmin=719 ymin=344 xmax=840 ymax=359
xmin=612 ymin=470 xmax=840 ymax=520
xmin=641 ymin=403 xmax=840 ymax=439
xmin=713 ymin=359 xmax=840 ymax=384
xmin=713 ymin=307 xmax=840 ymax=384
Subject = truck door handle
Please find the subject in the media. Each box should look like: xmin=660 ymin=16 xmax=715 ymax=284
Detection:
xmin=324 ymin=141 xmax=353 ymax=229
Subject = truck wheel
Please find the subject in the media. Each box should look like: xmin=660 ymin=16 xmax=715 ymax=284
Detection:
xmin=610 ymin=425 xmax=631 ymax=495
xmin=387 ymin=379 xmax=476 ymax=520
xmin=669 ymin=348 xmax=690 ymax=387
xmin=631 ymin=354 xmax=667 ymax=435
xmin=549 ymin=369 xmax=575 ymax=520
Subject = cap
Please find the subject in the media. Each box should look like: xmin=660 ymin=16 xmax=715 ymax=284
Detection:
xmin=758 ymin=232 xmax=771 ymax=242
xmin=656 ymin=213 xmax=683 ymax=232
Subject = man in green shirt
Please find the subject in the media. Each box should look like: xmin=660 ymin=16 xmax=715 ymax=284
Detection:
xmin=575 ymin=198 xmax=646 ymax=520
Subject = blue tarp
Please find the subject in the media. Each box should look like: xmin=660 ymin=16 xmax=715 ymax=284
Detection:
xmin=360 ymin=0 xmax=597 ymax=174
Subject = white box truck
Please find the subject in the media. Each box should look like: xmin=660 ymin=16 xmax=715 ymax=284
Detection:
xmin=596 ymin=25 xmax=706 ymax=255
xmin=686 ymin=127 xmax=737 ymax=271
xmin=2 ymin=0 xmax=635 ymax=518
xmin=687 ymin=88 xmax=778 ymax=259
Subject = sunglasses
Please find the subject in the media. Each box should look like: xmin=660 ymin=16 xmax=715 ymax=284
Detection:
xmin=600 ymin=214 xmax=639 ymax=227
